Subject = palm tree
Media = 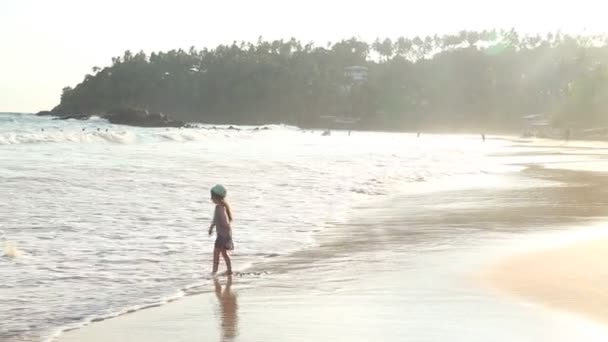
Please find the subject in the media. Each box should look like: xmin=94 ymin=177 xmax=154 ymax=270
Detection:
xmin=412 ymin=36 xmax=424 ymax=59
xmin=395 ymin=37 xmax=413 ymax=60
xmin=465 ymin=31 xmax=480 ymax=48
xmin=423 ymin=36 xmax=434 ymax=56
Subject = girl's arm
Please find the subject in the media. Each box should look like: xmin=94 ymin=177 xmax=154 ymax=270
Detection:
xmin=209 ymin=207 xmax=217 ymax=235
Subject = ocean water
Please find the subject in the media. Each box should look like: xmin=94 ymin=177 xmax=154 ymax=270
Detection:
xmin=1 ymin=113 xmax=599 ymax=341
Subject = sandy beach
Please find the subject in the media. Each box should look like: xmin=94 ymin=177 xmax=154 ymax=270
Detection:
xmin=5 ymin=2 xmax=608 ymax=340
xmin=55 ymin=151 xmax=608 ymax=342
xmin=57 ymin=240 xmax=608 ymax=342
xmin=5 ymin=119 xmax=608 ymax=341
xmin=485 ymin=236 xmax=608 ymax=325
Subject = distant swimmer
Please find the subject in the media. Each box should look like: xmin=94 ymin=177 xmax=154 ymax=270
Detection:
xmin=40 ymin=128 xmax=44 ymax=132
xmin=82 ymin=128 xmax=86 ymax=132
xmin=105 ymin=129 xmax=108 ymax=132
xmin=97 ymin=128 xmax=100 ymax=132
xmin=481 ymin=133 xmax=486 ymax=142
xmin=207 ymin=185 xmax=234 ymax=276
xmin=565 ymin=129 xmax=571 ymax=142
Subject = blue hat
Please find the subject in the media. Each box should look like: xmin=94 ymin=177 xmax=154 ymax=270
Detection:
xmin=211 ymin=184 xmax=227 ymax=198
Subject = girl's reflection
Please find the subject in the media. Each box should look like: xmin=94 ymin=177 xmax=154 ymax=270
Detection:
xmin=214 ymin=276 xmax=238 ymax=341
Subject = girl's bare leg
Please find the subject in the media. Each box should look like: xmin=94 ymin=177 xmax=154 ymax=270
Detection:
xmin=212 ymin=247 xmax=220 ymax=274
xmin=221 ymin=249 xmax=232 ymax=275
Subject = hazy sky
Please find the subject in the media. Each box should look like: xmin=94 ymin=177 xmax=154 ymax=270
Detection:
xmin=1 ymin=0 xmax=606 ymax=112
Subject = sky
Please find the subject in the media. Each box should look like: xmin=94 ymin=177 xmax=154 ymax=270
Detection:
xmin=1 ymin=0 xmax=607 ymax=112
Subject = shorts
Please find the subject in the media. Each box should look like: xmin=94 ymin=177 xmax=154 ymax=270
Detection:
xmin=215 ymin=235 xmax=234 ymax=250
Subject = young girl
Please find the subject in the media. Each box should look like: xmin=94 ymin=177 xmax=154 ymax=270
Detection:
xmin=208 ymin=184 xmax=233 ymax=275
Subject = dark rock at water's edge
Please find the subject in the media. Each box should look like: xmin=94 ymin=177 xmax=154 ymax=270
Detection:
xmin=104 ymin=108 xmax=185 ymax=127
xmin=38 ymin=109 xmax=89 ymax=120
xmin=38 ymin=107 xmax=185 ymax=128
xmin=54 ymin=114 xmax=90 ymax=120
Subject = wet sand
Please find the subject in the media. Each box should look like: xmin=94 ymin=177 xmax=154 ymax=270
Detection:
xmin=56 ymin=251 xmax=608 ymax=342
xmin=485 ymin=236 xmax=608 ymax=325
xmin=480 ymin=161 xmax=608 ymax=326
xmin=56 ymin=146 xmax=608 ymax=342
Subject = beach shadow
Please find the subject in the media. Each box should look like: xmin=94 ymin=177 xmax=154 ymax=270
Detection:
xmin=214 ymin=276 xmax=238 ymax=342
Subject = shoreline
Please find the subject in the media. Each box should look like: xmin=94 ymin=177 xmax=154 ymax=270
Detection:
xmin=43 ymin=138 xmax=608 ymax=342
xmin=56 ymin=231 xmax=608 ymax=342
xmin=10 ymin=112 xmax=608 ymax=143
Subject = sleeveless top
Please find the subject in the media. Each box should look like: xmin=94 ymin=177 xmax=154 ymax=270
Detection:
xmin=213 ymin=204 xmax=231 ymax=238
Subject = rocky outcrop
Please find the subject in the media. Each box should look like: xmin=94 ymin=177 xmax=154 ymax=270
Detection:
xmin=36 ymin=108 xmax=185 ymax=128
xmin=104 ymin=108 xmax=185 ymax=127
xmin=37 ymin=110 xmax=90 ymax=120
xmin=54 ymin=114 xmax=90 ymax=120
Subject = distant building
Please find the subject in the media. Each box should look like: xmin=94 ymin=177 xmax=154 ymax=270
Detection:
xmin=320 ymin=66 xmax=370 ymax=128
xmin=522 ymin=114 xmax=562 ymax=138
xmin=522 ymin=114 xmax=549 ymax=124
xmin=344 ymin=66 xmax=368 ymax=83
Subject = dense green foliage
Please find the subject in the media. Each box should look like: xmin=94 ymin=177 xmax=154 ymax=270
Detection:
xmin=54 ymin=30 xmax=608 ymax=130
